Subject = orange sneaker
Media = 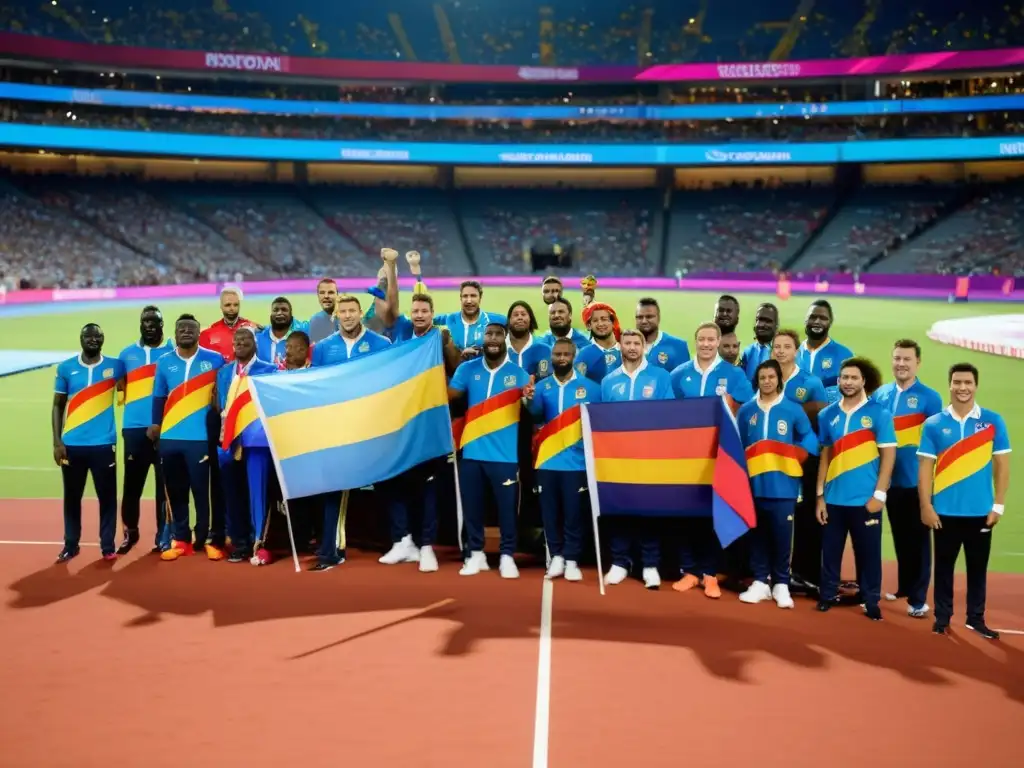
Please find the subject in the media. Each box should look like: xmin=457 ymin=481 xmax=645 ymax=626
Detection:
xmin=672 ymin=573 xmax=701 ymax=593
xmin=161 ymin=541 xmax=194 ymax=561
xmin=204 ymin=544 xmax=226 ymax=561
xmin=703 ymin=575 xmax=722 ymax=599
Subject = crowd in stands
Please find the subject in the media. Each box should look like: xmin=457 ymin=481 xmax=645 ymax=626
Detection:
xmin=3 ymin=1 xmax=1023 ymax=66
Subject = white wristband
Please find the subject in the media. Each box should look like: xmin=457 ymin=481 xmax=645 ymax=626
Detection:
xmin=873 ymin=490 xmax=888 ymax=503
xmin=992 ymin=504 xmax=1005 ymax=516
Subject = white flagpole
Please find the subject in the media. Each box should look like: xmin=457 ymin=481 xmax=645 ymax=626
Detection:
xmin=280 ymin=499 xmax=301 ymax=573
xmin=580 ymin=404 xmax=605 ymax=596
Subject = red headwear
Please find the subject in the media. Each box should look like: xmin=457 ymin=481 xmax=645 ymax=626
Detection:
xmin=581 ymin=302 xmax=622 ymax=342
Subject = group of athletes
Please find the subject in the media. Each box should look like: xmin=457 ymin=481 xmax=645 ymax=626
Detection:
xmin=50 ymin=249 xmax=1010 ymax=639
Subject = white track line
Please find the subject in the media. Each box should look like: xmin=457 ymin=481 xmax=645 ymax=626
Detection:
xmin=0 ymin=540 xmax=98 ymax=546
xmin=992 ymin=628 xmax=1024 ymax=636
xmin=531 ymin=578 xmax=554 ymax=768
xmin=0 ymin=466 xmax=57 ymax=472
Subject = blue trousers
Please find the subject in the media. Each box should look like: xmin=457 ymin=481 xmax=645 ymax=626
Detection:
xmin=537 ymin=469 xmax=587 ymax=562
xmin=886 ymin=486 xmax=931 ymax=608
xmin=246 ymin=448 xmax=273 ymax=548
xmin=609 ymin=516 xmax=660 ymax=570
xmin=160 ymin=439 xmax=211 ymax=546
xmin=316 ymin=492 xmax=345 ymax=565
xmin=121 ymin=427 xmax=166 ymax=547
xmin=61 ymin=444 xmax=118 ymax=554
xmin=206 ymin=410 xmax=226 ymax=547
xmin=749 ymin=499 xmax=796 ymax=585
xmin=382 ymin=457 xmax=443 ymax=546
xmin=822 ymin=503 xmax=883 ymax=607
xmin=458 ymin=459 xmax=519 ymax=556
xmin=678 ymin=517 xmax=719 ymax=577
xmin=218 ymin=448 xmax=248 ymax=550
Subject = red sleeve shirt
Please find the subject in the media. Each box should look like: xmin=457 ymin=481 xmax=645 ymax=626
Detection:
xmin=199 ymin=318 xmax=257 ymax=362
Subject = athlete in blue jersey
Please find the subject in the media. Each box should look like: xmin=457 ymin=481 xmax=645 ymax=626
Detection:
xmin=540 ymin=275 xmax=564 ymax=306
xmin=575 ymin=302 xmax=622 ymax=383
xmin=150 ymin=314 xmax=225 ymax=562
xmin=310 ymin=295 xmax=391 ymax=367
xmin=256 ymin=296 xmax=306 ymax=368
xmin=736 ymin=361 xmax=818 ymax=609
xmin=448 ymin=319 xmax=533 ymax=579
xmin=52 ymin=324 xmax=125 ymax=562
xmin=918 ymin=363 xmax=1011 ymax=639
xmin=536 ymin=297 xmax=590 ymax=350
xmin=600 ymin=330 xmax=674 ymax=590
xmin=506 ymin=300 xmax=552 ymax=379
xmin=739 ymin=302 xmax=779 ymax=382
xmin=525 ymin=337 xmax=602 ymax=582
xmin=873 ymin=339 xmax=944 ymax=616
xmin=214 ymin=328 xmax=278 ymax=563
xmin=116 ymin=306 xmax=174 ymax=554
xmin=436 ymin=280 xmax=502 ymax=355
xmin=308 ymin=278 xmax=340 ymax=344
xmin=815 ymin=359 xmax=896 ymax=620
xmin=797 ymin=299 xmax=854 ymax=404
xmin=635 ymin=297 xmax=690 ymax=372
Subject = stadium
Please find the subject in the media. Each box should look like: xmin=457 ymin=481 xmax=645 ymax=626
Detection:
xmin=1 ymin=1 xmax=1022 ymax=765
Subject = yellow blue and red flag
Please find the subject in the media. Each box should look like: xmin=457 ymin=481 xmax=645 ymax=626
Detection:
xmin=581 ymin=396 xmax=756 ymax=547
xmin=248 ymin=333 xmax=453 ymax=499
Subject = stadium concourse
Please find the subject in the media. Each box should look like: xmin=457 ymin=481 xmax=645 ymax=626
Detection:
xmin=1 ymin=286 xmax=1023 ymax=766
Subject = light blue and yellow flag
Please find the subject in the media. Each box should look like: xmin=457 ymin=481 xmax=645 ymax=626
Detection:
xmin=248 ymin=333 xmax=453 ymax=499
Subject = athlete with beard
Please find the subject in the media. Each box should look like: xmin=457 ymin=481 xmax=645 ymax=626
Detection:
xmin=199 ymin=287 xmax=257 ymax=362
xmin=437 ymin=280 xmax=502 ymax=358
xmin=719 ymin=332 xmax=742 ymax=366
xmin=635 ymin=297 xmax=690 ymax=371
xmin=600 ymin=329 xmax=674 ymax=590
xmin=506 ymin=300 xmax=551 ymax=378
xmin=526 ymin=337 xmax=601 ymax=583
xmin=815 ymin=358 xmax=896 ymax=620
xmin=740 ymin=303 xmax=780 ymax=381
xmin=537 ymin=297 xmax=590 ymax=349
xmin=116 ymin=306 xmax=174 ymax=554
xmin=873 ymin=340 xmax=943 ymax=617
xmin=541 ymin=276 xmax=563 ymax=305
xmin=448 ymin=319 xmax=534 ymax=579
xmin=256 ymin=297 xmax=304 ymax=368
xmin=308 ymin=278 xmax=340 ymax=343
xmin=797 ymin=299 xmax=854 ymax=405
xmin=575 ymin=303 xmax=622 ymax=383
xmin=714 ymin=295 xmax=740 ymax=335
xmin=311 ymin=295 xmax=391 ymax=367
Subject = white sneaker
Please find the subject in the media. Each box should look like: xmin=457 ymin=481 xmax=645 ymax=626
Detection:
xmin=378 ymin=535 xmax=419 ymax=565
xmin=740 ymin=580 xmax=773 ymax=604
xmin=546 ymin=555 xmax=566 ymax=580
xmin=418 ymin=545 xmax=438 ymax=573
xmin=459 ymin=551 xmax=489 ymax=576
xmin=564 ymin=560 xmax=583 ymax=582
xmin=908 ymin=602 xmax=930 ymax=618
xmin=884 ymin=592 xmax=899 ymax=602
xmin=773 ymin=583 xmax=795 ymax=609
xmin=642 ymin=567 xmax=661 ymax=590
xmin=605 ymin=564 xmax=628 ymax=585
xmin=499 ymin=554 xmax=520 ymax=579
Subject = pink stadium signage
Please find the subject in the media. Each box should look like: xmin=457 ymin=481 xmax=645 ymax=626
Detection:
xmin=3 ymin=31 xmax=1024 ymax=84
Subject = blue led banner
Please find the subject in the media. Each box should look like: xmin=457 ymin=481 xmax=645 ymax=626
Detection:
xmin=2 ymin=123 xmax=1023 ymax=165
xmin=1 ymin=82 xmax=1023 ymax=122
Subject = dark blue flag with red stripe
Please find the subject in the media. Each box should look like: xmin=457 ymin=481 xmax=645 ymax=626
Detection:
xmin=581 ymin=396 xmax=756 ymax=547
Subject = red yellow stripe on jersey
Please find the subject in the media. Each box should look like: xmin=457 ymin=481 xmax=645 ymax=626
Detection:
xmin=124 ymin=363 xmax=157 ymax=405
xmin=825 ymin=428 xmax=879 ymax=484
xmin=933 ymin=425 xmax=995 ymax=495
xmin=459 ymin=387 xmax=522 ymax=450
xmin=221 ymin=386 xmax=257 ymax=453
xmin=533 ymin=405 xmax=582 ymax=469
xmin=894 ymin=412 xmax=927 ymax=448
xmin=63 ymin=377 xmax=117 ymax=436
xmin=162 ymin=368 xmax=218 ymax=434
xmin=745 ymin=439 xmax=808 ymax=479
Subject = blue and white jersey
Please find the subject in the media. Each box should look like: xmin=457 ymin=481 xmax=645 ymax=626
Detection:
xmin=311 ymin=328 xmax=391 ymax=367
xmin=796 ymin=338 xmax=854 ymax=404
xmin=645 ymin=331 xmax=691 ymax=372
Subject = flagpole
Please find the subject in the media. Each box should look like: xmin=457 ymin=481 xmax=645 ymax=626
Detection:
xmin=280 ymin=499 xmax=301 ymax=573
xmin=580 ymin=405 xmax=606 ymax=596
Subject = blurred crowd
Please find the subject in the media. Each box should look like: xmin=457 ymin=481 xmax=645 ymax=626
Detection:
xmin=3 ymin=1 xmax=1022 ymax=65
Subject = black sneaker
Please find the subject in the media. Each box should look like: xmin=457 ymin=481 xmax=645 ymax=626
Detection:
xmin=227 ymin=551 xmax=247 ymax=564
xmin=816 ymin=599 xmax=835 ymax=612
xmin=864 ymin=604 xmax=883 ymax=622
xmin=965 ymin=621 xmax=1000 ymax=640
xmin=55 ymin=547 xmax=79 ymax=563
xmin=116 ymin=529 xmax=140 ymax=556
xmin=932 ymin=622 xmax=949 ymax=635
xmin=309 ymin=561 xmax=338 ymax=572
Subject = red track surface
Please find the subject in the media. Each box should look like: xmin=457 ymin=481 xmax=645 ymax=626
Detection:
xmin=2 ymin=498 xmax=1022 ymax=767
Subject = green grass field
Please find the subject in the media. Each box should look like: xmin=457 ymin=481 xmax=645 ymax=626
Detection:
xmin=2 ymin=288 xmax=1021 ymax=571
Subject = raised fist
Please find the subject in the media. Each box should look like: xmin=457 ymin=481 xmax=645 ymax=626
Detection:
xmin=381 ymin=248 xmax=399 ymax=263
xmin=405 ymin=250 xmax=421 ymax=267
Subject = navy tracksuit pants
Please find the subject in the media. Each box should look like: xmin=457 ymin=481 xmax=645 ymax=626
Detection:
xmin=609 ymin=517 xmax=660 ymax=570
xmin=316 ymin=491 xmax=346 ymax=565
xmin=678 ymin=517 xmax=718 ymax=577
xmin=160 ymin=439 xmax=212 ymax=546
xmin=537 ymin=469 xmax=587 ymax=562
xmin=749 ymin=498 xmax=796 ymax=586
xmin=933 ymin=514 xmax=992 ymax=626
xmin=886 ymin=486 xmax=931 ymax=608
xmin=218 ymin=447 xmax=274 ymax=554
xmin=61 ymin=444 xmax=118 ymax=555
xmin=382 ymin=457 xmax=443 ymax=546
xmin=821 ymin=503 xmax=883 ymax=607
xmin=458 ymin=459 xmax=519 ymax=556
xmin=120 ymin=427 xmax=167 ymax=548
